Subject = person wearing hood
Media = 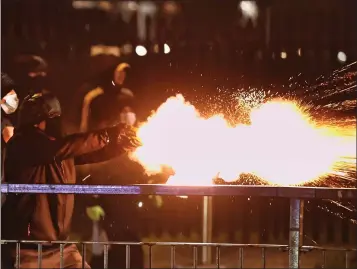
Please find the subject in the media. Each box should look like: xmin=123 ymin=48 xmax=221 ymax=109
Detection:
xmin=1 ymin=55 xmax=49 ymax=144
xmin=9 ymin=54 xmax=49 ymax=96
xmin=1 ymin=73 xmax=19 ymax=144
xmin=78 ymin=62 xmax=145 ymax=268
xmin=1 ymin=73 xmax=19 ymax=208
xmin=80 ymin=62 xmax=136 ymax=132
xmin=1 ymin=91 xmax=141 ymax=268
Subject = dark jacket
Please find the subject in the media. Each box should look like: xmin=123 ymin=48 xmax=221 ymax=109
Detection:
xmin=1 ymin=126 xmax=125 ymax=244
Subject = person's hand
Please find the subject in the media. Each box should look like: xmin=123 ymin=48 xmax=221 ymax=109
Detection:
xmin=117 ymin=125 xmax=142 ymax=151
xmin=107 ymin=124 xmax=142 ymax=151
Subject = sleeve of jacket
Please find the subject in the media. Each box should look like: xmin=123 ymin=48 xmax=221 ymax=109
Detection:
xmin=54 ymin=131 xmax=110 ymax=160
xmin=17 ymin=129 xmax=114 ymax=165
xmin=74 ymin=143 xmax=127 ymax=165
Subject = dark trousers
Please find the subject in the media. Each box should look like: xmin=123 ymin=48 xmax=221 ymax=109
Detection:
xmin=2 ymin=244 xmax=90 ymax=269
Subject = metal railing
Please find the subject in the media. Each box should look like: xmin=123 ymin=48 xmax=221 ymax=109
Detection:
xmin=1 ymin=240 xmax=356 ymax=269
xmin=1 ymin=183 xmax=356 ymax=268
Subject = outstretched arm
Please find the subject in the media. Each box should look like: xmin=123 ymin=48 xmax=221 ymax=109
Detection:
xmin=74 ymin=125 xmax=141 ymax=165
xmin=13 ymin=126 xmax=122 ymax=166
xmin=74 ymin=144 xmax=126 ymax=165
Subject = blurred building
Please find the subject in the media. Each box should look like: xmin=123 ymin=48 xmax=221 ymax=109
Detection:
xmin=2 ymin=0 xmax=356 ymax=62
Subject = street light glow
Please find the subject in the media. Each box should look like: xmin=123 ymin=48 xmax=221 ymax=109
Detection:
xmin=337 ymin=51 xmax=347 ymax=63
xmin=135 ymin=45 xmax=147 ymax=56
xmin=164 ymin=43 xmax=171 ymax=54
xmin=297 ymin=48 xmax=302 ymax=57
xmin=239 ymin=1 xmax=258 ymax=18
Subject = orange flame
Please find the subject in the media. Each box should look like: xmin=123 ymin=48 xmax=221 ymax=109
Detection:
xmin=130 ymin=95 xmax=356 ymax=186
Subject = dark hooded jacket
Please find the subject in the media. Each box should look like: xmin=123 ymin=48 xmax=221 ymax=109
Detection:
xmin=1 ymin=125 xmax=126 ymax=247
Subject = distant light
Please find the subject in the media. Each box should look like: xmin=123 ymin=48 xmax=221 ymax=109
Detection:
xmin=97 ymin=1 xmax=112 ymax=12
xmin=178 ymin=196 xmax=188 ymax=199
xmin=139 ymin=1 xmax=157 ymax=15
xmin=239 ymin=1 xmax=258 ymax=18
xmin=164 ymin=43 xmax=171 ymax=54
xmin=122 ymin=43 xmax=133 ymax=55
xmin=337 ymin=51 xmax=347 ymax=63
xmin=90 ymin=45 xmax=120 ymax=57
xmin=72 ymin=1 xmax=97 ymax=9
xmin=135 ymin=45 xmax=147 ymax=56
xmin=153 ymin=44 xmax=159 ymax=53
xmin=297 ymin=48 xmax=302 ymax=57
xmin=280 ymin=51 xmax=287 ymax=59
xmin=138 ymin=201 xmax=143 ymax=208
xmin=119 ymin=2 xmax=137 ymax=23
xmin=127 ymin=1 xmax=138 ymax=11
xmin=163 ymin=1 xmax=179 ymax=15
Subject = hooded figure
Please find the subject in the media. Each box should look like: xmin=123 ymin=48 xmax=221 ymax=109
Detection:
xmin=77 ymin=63 xmax=144 ymax=268
xmin=80 ymin=62 xmax=136 ymax=132
xmin=1 ymin=55 xmax=49 ymax=142
xmin=1 ymin=73 xmax=19 ymax=208
xmin=1 ymin=73 xmax=19 ymax=144
xmin=1 ymin=91 xmax=141 ymax=269
xmin=9 ymin=54 xmax=49 ymax=97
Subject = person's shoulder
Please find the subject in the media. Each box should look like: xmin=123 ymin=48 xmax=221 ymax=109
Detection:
xmin=9 ymin=128 xmax=50 ymax=147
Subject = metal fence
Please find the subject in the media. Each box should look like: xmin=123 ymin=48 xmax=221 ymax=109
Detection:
xmin=1 ymin=183 xmax=356 ymax=268
xmin=2 ymin=240 xmax=356 ymax=269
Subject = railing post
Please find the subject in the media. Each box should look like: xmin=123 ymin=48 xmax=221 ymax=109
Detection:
xmin=289 ymin=198 xmax=302 ymax=268
xmin=299 ymin=200 xmax=304 ymax=247
xmin=202 ymin=196 xmax=213 ymax=265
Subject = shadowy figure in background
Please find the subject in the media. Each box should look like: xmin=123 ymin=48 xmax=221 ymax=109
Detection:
xmin=75 ymin=62 xmax=145 ymax=268
xmin=80 ymin=62 xmax=135 ymax=131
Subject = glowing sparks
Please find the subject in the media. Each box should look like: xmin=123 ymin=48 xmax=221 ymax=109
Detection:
xmin=130 ymin=95 xmax=356 ymax=186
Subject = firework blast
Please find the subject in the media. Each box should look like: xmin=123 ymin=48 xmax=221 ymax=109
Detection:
xmin=130 ymin=62 xmax=356 ymax=188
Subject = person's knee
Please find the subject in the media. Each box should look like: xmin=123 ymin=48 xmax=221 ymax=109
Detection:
xmin=65 ymin=245 xmax=91 ymax=269
xmin=70 ymin=261 xmax=91 ymax=269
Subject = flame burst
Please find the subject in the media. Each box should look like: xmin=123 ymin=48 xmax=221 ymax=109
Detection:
xmin=130 ymin=94 xmax=355 ymax=186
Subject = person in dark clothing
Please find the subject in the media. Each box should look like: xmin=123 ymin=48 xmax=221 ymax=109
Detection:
xmin=1 ymin=56 xmax=52 ymax=189
xmin=1 ymin=54 xmax=49 ymax=145
xmin=1 ymin=73 xmax=19 ymax=208
xmin=8 ymin=54 xmax=49 ymax=97
xmin=1 ymin=73 xmax=19 ymax=145
xmin=77 ymin=62 xmax=144 ymax=268
xmin=80 ymin=62 xmax=135 ymax=132
xmin=1 ymin=92 xmax=141 ymax=269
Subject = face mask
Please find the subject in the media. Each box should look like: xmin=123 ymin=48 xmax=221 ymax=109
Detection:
xmin=45 ymin=117 xmax=63 ymax=139
xmin=120 ymin=112 xmax=136 ymax=126
xmin=1 ymin=91 xmax=19 ymax=114
xmin=28 ymin=76 xmax=47 ymax=93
